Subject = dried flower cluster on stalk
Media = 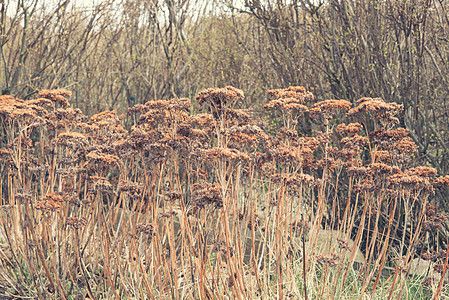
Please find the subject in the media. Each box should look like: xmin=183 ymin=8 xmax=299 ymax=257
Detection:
xmin=0 ymin=86 xmax=448 ymax=299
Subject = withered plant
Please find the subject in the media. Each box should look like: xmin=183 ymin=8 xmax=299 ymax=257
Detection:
xmin=0 ymin=87 xmax=447 ymax=299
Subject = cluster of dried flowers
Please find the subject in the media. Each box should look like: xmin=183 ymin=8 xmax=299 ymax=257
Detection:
xmin=1 ymin=85 xmax=448 ymax=298
xmin=1 ymin=86 xmax=447 ymax=215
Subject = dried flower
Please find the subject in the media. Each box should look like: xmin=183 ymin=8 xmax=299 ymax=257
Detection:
xmin=434 ymin=175 xmax=449 ymax=188
xmin=423 ymin=213 xmax=448 ymax=232
xmin=196 ymin=86 xmax=244 ymax=111
xmin=202 ymin=147 xmax=250 ymax=162
xmin=370 ymin=163 xmax=400 ymax=176
xmin=159 ymin=211 xmax=177 ymax=219
xmin=66 ymin=217 xmax=88 ymax=229
xmin=337 ymin=238 xmax=351 ymax=252
xmin=291 ymin=220 xmax=310 ymax=235
xmin=191 ymin=182 xmax=223 ymax=209
xmin=38 ymin=89 xmax=72 ymax=107
xmin=316 ymin=253 xmax=341 ymax=267
xmin=394 ymin=137 xmax=416 ymax=154
xmin=266 ymin=86 xmax=314 ymax=103
xmin=55 ymin=132 xmax=88 ymax=148
xmin=422 ymin=277 xmax=434 ymax=287
xmin=129 ymin=98 xmax=190 ymax=115
xmin=264 ymin=97 xmax=309 ymax=113
xmin=136 ymin=223 xmax=154 ymax=237
xmin=165 ymin=192 xmax=182 ymax=202
xmin=89 ymin=176 xmax=112 ymax=194
xmin=336 ymin=123 xmax=363 ymax=136
xmin=347 ymin=98 xmax=403 ymax=123
xmin=119 ymin=180 xmax=142 ymax=200
xmin=247 ymin=214 xmax=262 ymax=230
xmin=35 ymin=193 xmax=64 ymax=214
xmin=86 ymin=151 xmax=120 ymax=165
xmin=421 ymin=252 xmax=434 ymax=261
xmin=310 ymin=100 xmax=352 ymax=121
xmin=15 ymin=191 xmax=32 ymax=203
xmin=211 ymin=239 xmax=234 ymax=257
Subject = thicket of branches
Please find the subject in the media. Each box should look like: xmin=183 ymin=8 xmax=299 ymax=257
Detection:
xmin=1 ymin=0 xmax=449 ymax=174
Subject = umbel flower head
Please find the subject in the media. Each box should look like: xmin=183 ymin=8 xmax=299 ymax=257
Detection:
xmin=196 ymin=86 xmax=244 ymax=112
xmin=266 ymin=86 xmax=314 ymax=103
xmin=35 ymin=193 xmax=64 ymax=215
xmin=38 ymin=89 xmax=72 ymax=108
xmin=191 ymin=182 xmax=223 ymax=209
xmin=55 ymin=132 xmax=88 ymax=148
xmin=264 ymin=86 xmax=313 ymax=113
xmin=336 ymin=123 xmax=363 ymax=136
xmin=66 ymin=217 xmax=88 ymax=229
xmin=347 ymin=97 xmax=403 ymax=128
xmin=0 ymin=95 xmax=53 ymax=123
xmin=309 ymin=99 xmax=352 ymax=122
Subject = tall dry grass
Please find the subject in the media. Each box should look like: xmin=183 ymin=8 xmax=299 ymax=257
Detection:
xmin=0 ymin=87 xmax=448 ymax=299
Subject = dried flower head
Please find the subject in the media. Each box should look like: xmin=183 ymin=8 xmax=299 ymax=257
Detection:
xmin=129 ymin=98 xmax=190 ymax=115
xmin=336 ymin=123 xmax=363 ymax=136
xmin=119 ymin=180 xmax=142 ymax=200
xmin=222 ymin=108 xmax=254 ymax=126
xmin=291 ymin=220 xmax=310 ymax=235
xmin=388 ymin=171 xmax=434 ymax=196
xmin=310 ymin=100 xmax=352 ymax=121
xmin=26 ymin=98 xmax=55 ymax=110
xmin=433 ymin=264 xmax=446 ymax=274
xmin=136 ymin=223 xmax=154 ymax=237
xmin=196 ymin=86 xmax=244 ymax=111
xmin=434 ymin=175 xmax=449 ymax=188
xmin=15 ymin=191 xmax=32 ymax=203
xmin=409 ymin=166 xmax=437 ymax=179
xmin=264 ymin=97 xmax=309 ymax=113
xmin=52 ymin=108 xmax=85 ymax=123
xmin=422 ymin=277 xmax=434 ymax=287
xmin=266 ymin=86 xmax=314 ymax=103
xmin=66 ymin=217 xmax=88 ymax=229
xmin=423 ymin=213 xmax=448 ymax=232
xmin=37 ymin=89 xmax=72 ymax=107
xmin=35 ymin=193 xmax=64 ymax=214
xmin=191 ymin=182 xmax=223 ymax=209
xmin=86 ymin=151 xmax=120 ymax=166
xmin=159 ymin=211 xmax=177 ymax=219
xmin=421 ymin=252 xmax=434 ymax=261
xmin=394 ymin=137 xmax=416 ymax=154
xmin=55 ymin=132 xmax=88 ymax=148
xmin=316 ymin=253 xmax=341 ymax=267
xmin=372 ymin=150 xmax=392 ymax=164
xmin=426 ymin=205 xmax=437 ymax=217
xmin=347 ymin=98 xmax=403 ymax=127
xmin=211 ymin=239 xmax=234 ymax=257
xmin=202 ymin=147 xmax=250 ymax=162
xmin=370 ymin=163 xmax=401 ymax=176
xmin=89 ymin=176 xmax=112 ymax=194
xmin=165 ymin=192 xmax=182 ymax=202
xmin=88 ymin=110 xmax=121 ymax=126
xmin=370 ymin=128 xmax=409 ymax=142
xmin=337 ymin=238 xmax=351 ymax=252
xmin=247 ymin=214 xmax=262 ymax=230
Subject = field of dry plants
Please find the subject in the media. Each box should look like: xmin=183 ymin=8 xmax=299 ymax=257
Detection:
xmin=0 ymin=86 xmax=448 ymax=299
